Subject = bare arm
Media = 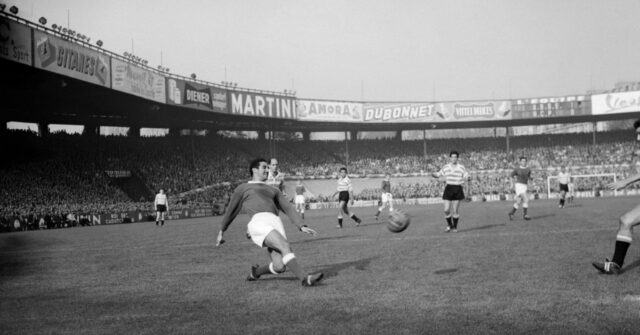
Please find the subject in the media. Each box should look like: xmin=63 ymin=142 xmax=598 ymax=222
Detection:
xmin=608 ymin=173 xmax=640 ymax=190
xmin=216 ymin=188 xmax=244 ymax=247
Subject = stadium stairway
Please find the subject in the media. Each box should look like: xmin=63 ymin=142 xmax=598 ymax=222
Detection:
xmin=108 ymin=170 xmax=154 ymax=202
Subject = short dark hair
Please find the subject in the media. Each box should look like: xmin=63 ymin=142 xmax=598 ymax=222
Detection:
xmin=519 ymin=156 xmax=527 ymax=161
xmin=249 ymin=158 xmax=268 ymax=177
xmin=634 ymin=119 xmax=640 ymax=130
xmin=340 ymin=167 xmax=347 ymax=173
xmin=449 ymin=150 xmax=459 ymax=157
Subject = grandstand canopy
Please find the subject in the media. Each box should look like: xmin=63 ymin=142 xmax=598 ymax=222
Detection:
xmin=2 ymin=59 xmax=639 ymax=134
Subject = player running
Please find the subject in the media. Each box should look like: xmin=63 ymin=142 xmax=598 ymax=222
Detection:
xmin=333 ymin=167 xmax=362 ymax=228
xmin=557 ymin=166 xmax=571 ymax=208
xmin=592 ymin=119 xmax=640 ymax=275
xmin=375 ymin=173 xmax=394 ymax=220
xmin=215 ymin=158 xmax=323 ymax=287
xmin=431 ymin=151 xmax=470 ymax=232
xmin=294 ymin=179 xmax=306 ymax=219
xmin=154 ymin=189 xmax=168 ymax=226
xmin=508 ymin=156 xmax=533 ymax=221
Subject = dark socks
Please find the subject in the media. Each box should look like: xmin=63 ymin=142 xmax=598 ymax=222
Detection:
xmin=612 ymin=240 xmax=631 ymax=267
xmin=285 ymin=258 xmax=307 ymax=281
xmin=446 ymin=216 xmax=453 ymax=228
xmin=452 ymin=217 xmax=459 ymax=229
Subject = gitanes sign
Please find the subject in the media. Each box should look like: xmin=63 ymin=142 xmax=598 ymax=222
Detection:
xmin=33 ymin=31 xmax=110 ymax=87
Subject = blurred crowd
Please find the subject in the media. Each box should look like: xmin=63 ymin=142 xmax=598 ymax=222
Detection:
xmin=1 ymin=128 xmax=638 ymax=232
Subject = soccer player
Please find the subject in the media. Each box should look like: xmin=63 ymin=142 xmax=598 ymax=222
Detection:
xmin=294 ymin=179 xmax=306 ymax=219
xmin=266 ymin=158 xmax=285 ymax=194
xmin=508 ymin=156 xmax=532 ymax=221
xmin=592 ymin=119 xmax=640 ymax=275
xmin=333 ymin=167 xmax=362 ymax=228
xmin=154 ymin=189 xmax=168 ymax=226
xmin=215 ymin=158 xmax=324 ymax=287
xmin=557 ymin=166 xmax=571 ymax=208
xmin=375 ymin=173 xmax=394 ymax=220
xmin=567 ymin=181 xmax=575 ymax=203
xmin=431 ymin=151 xmax=470 ymax=232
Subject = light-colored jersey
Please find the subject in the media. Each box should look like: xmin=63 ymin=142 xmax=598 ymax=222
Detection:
xmin=435 ymin=163 xmax=469 ymax=185
xmin=267 ymin=171 xmax=285 ymax=192
xmin=511 ymin=166 xmax=532 ymax=185
xmin=337 ymin=176 xmax=353 ymax=192
xmin=154 ymin=193 xmax=168 ymax=206
xmin=558 ymin=172 xmax=571 ymax=184
xmin=220 ymin=181 xmax=300 ymax=232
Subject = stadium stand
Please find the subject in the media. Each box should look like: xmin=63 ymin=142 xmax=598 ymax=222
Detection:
xmin=1 ymin=128 xmax=638 ymax=232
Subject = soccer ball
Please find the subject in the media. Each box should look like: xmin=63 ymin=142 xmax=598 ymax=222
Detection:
xmin=387 ymin=210 xmax=410 ymax=233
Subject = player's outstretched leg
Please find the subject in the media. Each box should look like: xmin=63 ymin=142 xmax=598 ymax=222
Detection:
xmin=593 ymin=206 xmax=640 ymax=275
xmin=259 ymin=231 xmax=324 ymax=287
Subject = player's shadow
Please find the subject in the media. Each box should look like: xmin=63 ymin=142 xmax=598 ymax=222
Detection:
xmin=358 ymin=220 xmax=386 ymax=227
xmin=252 ymin=256 xmax=380 ymax=284
xmin=462 ymin=223 xmax=506 ymax=232
xmin=565 ymin=203 xmax=582 ymax=208
xmin=313 ymin=256 xmax=380 ymax=279
xmin=434 ymin=268 xmax=458 ymax=275
xmin=531 ymin=213 xmax=556 ymax=220
xmin=0 ymin=234 xmax=32 ymax=284
xmin=291 ymin=234 xmax=357 ymax=245
xmin=621 ymin=258 xmax=640 ymax=273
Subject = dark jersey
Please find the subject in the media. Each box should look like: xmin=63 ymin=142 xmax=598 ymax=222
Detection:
xmin=381 ymin=180 xmax=391 ymax=193
xmin=220 ymin=181 xmax=301 ymax=232
xmin=511 ymin=166 xmax=532 ymax=185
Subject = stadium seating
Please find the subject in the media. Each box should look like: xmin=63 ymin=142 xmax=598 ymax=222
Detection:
xmin=0 ymin=129 xmax=636 ymax=231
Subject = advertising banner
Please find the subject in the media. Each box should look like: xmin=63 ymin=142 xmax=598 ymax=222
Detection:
xmin=0 ymin=17 xmax=32 ymax=65
xmin=33 ymin=30 xmax=110 ymax=87
xmin=111 ymin=58 xmax=165 ymax=103
xmin=295 ymin=99 xmax=363 ymax=122
xmin=93 ymin=207 xmax=214 ymax=225
xmin=512 ymin=95 xmax=588 ymax=119
xmin=228 ymin=91 xmax=296 ymax=119
xmin=362 ymin=100 xmax=511 ymax=123
xmin=166 ymin=78 xmax=227 ymax=113
xmin=592 ymin=91 xmax=640 ymax=115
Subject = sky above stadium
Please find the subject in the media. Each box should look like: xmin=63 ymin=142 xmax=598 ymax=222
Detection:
xmin=11 ymin=0 xmax=640 ymax=103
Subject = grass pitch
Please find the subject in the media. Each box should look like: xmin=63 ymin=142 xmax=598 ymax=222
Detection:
xmin=2 ymin=197 xmax=640 ymax=334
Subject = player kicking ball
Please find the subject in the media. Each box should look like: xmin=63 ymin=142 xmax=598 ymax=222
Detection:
xmin=216 ymin=158 xmax=324 ymax=287
xmin=592 ymin=119 xmax=640 ymax=275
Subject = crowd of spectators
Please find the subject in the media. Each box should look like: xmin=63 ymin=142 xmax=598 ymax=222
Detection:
xmin=1 ymin=128 xmax=638 ymax=232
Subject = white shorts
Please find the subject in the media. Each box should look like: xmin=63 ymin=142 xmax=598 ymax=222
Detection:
xmin=515 ymin=183 xmax=528 ymax=196
xmin=247 ymin=212 xmax=287 ymax=247
xmin=381 ymin=192 xmax=393 ymax=203
xmin=295 ymin=195 xmax=305 ymax=205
